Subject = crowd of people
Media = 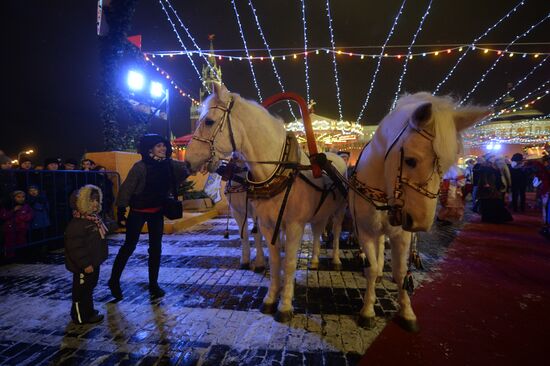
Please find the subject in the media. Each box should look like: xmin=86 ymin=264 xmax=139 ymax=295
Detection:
xmin=437 ymin=152 xmax=550 ymax=239
xmin=0 ymin=151 xmax=116 ymax=258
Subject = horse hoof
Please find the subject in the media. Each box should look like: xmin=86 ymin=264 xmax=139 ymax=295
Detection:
xmin=375 ymin=276 xmax=383 ymax=283
xmin=260 ymin=302 xmax=277 ymax=314
xmin=254 ymin=266 xmax=265 ymax=273
xmin=357 ymin=315 xmax=376 ymax=329
xmin=240 ymin=263 xmax=251 ymax=270
xmin=332 ymin=263 xmax=343 ymax=271
xmin=394 ymin=316 xmax=420 ymax=333
xmin=274 ymin=310 xmax=293 ymax=323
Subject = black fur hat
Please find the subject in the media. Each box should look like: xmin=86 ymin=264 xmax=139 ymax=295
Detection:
xmin=138 ymin=134 xmax=172 ymax=160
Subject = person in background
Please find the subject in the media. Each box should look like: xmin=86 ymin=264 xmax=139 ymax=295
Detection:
xmin=337 ymin=151 xmax=354 ymax=177
xmin=108 ymin=134 xmax=189 ymax=300
xmin=495 ymin=156 xmax=511 ymax=201
xmin=81 ymin=159 xmax=96 ymax=171
xmin=27 ymin=185 xmax=50 ymax=242
xmin=0 ymin=155 xmax=16 ymax=208
xmin=19 ymin=156 xmax=33 ymax=170
xmin=527 ymin=155 xmax=550 ymax=239
xmin=476 ymin=155 xmax=513 ymax=223
xmin=463 ymin=158 xmax=475 ymax=201
xmin=509 ymin=153 xmax=530 ymax=213
xmin=93 ymin=165 xmax=115 ymax=219
xmin=437 ymin=164 xmax=466 ymax=225
xmin=471 ymin=155 xmax=486 ymax=212
xmin=0 ymin=190 xmax=33 ymax=257
xmin=44 ymin=158 xmax=59 ymax=171
xmin=65 ymin=185 xmax=115 ymax=324
xmin=64 ymin=159 xmax=79 ymax=171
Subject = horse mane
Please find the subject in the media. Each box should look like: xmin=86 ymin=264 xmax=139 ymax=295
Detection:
xmin=202 ymin=92 xmax=286 ymax=130
xmin=395 ymin=92 xmax=461 ymax=172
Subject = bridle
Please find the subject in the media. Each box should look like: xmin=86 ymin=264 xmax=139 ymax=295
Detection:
xmin=350 ymin=119 xmax=443 ymax=227
xmin=385 ymin=121 xmax=443 ymax=226
xmin=191 ymin=98 xmax=237 ymax=166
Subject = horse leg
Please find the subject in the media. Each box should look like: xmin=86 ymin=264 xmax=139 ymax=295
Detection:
xmin=252 ymin=216 xmax=266 ymax=273
xmin=234 ymin=209 xmax=251 ymax=270
xmin=259 ymin=223 xmax=280 ymax=314
xmin=310 ymin=221 xmax=325 ymax=270
xmin=375 ymin=235 xmax=386 ymax=282
xmin=389 ymin=230 xmax=419 ymax=332
xmin=275 ymin=223 xmax=304 ymax=323
xmin=357 ymin=231 xmax=380 ymax=329
xmin=331 ymin=205 xmax=346 ymax=271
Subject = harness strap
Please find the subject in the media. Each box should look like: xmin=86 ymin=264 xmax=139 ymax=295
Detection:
xmin=298 ymin=172 xmax=337 ymax=216
xmin=226 ymin=100 xmax=237 ymax=152
xmin=271 ymin=172 xmax=296 ymax=246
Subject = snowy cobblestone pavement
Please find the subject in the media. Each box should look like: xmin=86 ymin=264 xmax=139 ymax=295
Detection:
xmin=0 ymin=214 xmax=464 ymax=365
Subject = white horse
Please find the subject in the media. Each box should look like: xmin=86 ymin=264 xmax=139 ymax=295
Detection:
xmin=222 ymin=156 xmax=266 ymax=272
xmin=186 ymin=83 xmax=347 ymax=322
xmin=350 ymin=92 xmax=489 ymax=331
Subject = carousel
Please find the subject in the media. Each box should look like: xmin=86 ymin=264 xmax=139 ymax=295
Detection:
xmin=284 ymin=100 xmax=377 ymax=164
xmin=462 ymin=106 xmax=550 ymax=160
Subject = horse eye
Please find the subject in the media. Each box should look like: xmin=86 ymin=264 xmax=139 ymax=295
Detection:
xmin=204 ymin=119 xmax=215 ymax=126
xmin=405 ymin=158 xmax=417 ymax=168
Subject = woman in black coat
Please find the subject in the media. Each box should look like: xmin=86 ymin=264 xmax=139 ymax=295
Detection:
xmin=108 ymin=134 xmax=189 ymax=300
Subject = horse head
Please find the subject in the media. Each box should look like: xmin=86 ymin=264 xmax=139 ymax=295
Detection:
xmin=186 ymin=82 xmax=237 ymax=173
xmin=381 ymin=93 xmax=489 ymax=231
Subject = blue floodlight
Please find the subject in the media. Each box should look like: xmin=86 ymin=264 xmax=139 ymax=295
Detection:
xmin=127 ymin=70 xmax=145 ymax=91
xmin=150 ymin=81 xmax=165 ymax=98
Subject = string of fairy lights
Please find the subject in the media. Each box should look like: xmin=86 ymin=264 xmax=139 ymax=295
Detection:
xmin=231 ymin=0 xmax=263 ymax=102
xmin=146 ymin=0 xmax=548 ymax=150
xmin=247 ymin=0 xmax=297 ymax=120
xmin=494 ymin=83 xmax=549 ymax=117
xmin=162 ymin=0 xmax=221 ymax=83
xmin=156 ymin=0 xmax=203 ymax=85
xmin=301 ymin=0 xmax=311 ymax=104
xmin=391 ymin=0 xmax=432 ymax=110
xmin=459 ymin=13 xmax=550 ymax=106
xmin=143 ymin=55 xmax=200 ymax=106
xmin=356 ymin=0 xmax=406 ymax=123
xmin=490 ymin=56 xmax=549 ymax=107
xmin=434 ymin=0 xmax=526 ymax=95
xmin=145 ymin=43 xmax=549 ymax=61
xmin=325 ymin=0 xmax=343 ymax=121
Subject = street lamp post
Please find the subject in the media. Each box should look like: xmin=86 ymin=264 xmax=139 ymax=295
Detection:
xmin=165 ymin=87 xmax=171 ymax=140
xmin=129 ymin=71 xmax=171 ymax=140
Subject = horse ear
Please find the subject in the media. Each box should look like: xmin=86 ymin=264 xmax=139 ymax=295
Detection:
xmin=453 ymin=106 xmax=492 ymax=132
xmin=211 ymin=82 xmax=231 ymax=102
xmin=409 ymin=102 xmax=432 ymax=130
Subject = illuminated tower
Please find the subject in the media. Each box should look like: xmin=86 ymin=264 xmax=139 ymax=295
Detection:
xmin=190 ymin=35 xmax=222 ymax=132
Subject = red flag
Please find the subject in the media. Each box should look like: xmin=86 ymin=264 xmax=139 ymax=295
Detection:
xmin=127 ymin=35 xmax=142 ymax=49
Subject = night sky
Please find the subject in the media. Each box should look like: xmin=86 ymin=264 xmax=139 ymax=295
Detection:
xmin=4 ymin=0 xmax=549 ymax=164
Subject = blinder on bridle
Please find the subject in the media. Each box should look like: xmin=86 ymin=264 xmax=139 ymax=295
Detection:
xmin=385 ymin=121 xmax=442 ymax=227
xmin=191 ymin=98 xmax=238 ymax=167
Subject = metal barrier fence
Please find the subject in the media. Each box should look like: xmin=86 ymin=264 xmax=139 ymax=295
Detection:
xmin=0 ymin=170 xmax=121 ymax=255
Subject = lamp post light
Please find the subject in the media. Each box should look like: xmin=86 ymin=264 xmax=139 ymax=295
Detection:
xmin=127 ymin=71 xmax=171 ymax=140
xmin=17 ymin=149 xmax=34 ymax=163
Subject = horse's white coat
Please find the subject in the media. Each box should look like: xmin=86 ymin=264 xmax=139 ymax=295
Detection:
xmin=186 ymin=83 xmax=347 ymax=318
xmin=225 ymin=157 xmax=265 ymax=270
xmin=350 ymin=92 xmax=489 ymax=329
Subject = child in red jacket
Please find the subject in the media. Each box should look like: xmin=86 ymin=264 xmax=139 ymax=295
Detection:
xmin=0 ymin=190 xmax=34 ymax=257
